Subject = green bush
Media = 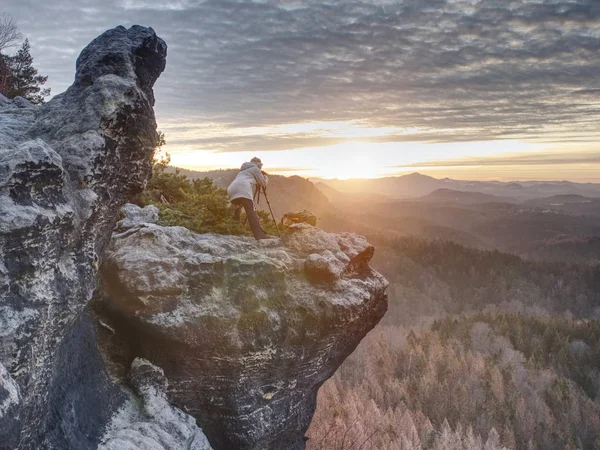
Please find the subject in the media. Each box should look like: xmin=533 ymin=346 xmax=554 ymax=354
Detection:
xmin=138 ymin=164 xmax=277 ymax=237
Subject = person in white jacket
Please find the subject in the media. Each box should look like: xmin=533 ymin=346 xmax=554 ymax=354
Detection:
xmin=227 ymin=157 xmax=269 ymax=239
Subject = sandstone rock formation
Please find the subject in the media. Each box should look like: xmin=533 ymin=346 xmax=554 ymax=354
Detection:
xmin=0 ymin=23 xmax=388 ymax=450
xmin=0 ymin=25 xmax=181 ymax=449
xmin=96 ymin=205 xmax=388 ymax=450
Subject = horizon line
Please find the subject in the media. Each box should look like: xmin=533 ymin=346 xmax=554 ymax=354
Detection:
xmin=167 ymin=165 xmax=600 ymax=185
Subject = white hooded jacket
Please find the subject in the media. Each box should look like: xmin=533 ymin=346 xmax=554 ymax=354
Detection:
xmin=227 ymin=161 xmax=269 ymax=202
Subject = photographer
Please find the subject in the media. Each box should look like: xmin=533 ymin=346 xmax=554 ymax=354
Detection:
xmin=227 ymin=157 xmax=270 ymax=239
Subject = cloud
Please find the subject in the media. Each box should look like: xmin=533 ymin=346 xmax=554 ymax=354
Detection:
xmin=3 ymin=0 xmax=600 ymax=150
xmin=264 ymin=166 xmax=311 ymax=172
xmin=397 ymin=151 xmax=600 ymax=168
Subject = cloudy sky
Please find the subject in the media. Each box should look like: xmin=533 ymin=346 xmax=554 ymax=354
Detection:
xmin=3 ymin=0 xmax=600 ymax=180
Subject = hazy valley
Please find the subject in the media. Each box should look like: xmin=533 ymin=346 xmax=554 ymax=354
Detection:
xmin=167 ymin=167 xmax=600 ymax=449
xmin=179 ymin=168 xmax=600 ymax=265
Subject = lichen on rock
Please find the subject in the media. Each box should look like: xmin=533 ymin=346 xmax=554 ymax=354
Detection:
xmin=0 ymin=362 xmax=20 ymax=450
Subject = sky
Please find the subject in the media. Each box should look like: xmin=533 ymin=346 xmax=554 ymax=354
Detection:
xmin=2 ymin=0 xmax=600 ymax=181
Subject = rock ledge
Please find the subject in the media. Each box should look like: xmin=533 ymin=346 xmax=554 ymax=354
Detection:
xmin=97 ymin=205 xmax=388 ymax=450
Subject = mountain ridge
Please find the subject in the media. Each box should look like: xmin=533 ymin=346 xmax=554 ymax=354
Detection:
xmin=311 ymin=172 xmax=600 ymax=200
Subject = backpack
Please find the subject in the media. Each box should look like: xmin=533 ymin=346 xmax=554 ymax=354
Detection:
xmin=280 ymin=210 xmax=317 ymax=227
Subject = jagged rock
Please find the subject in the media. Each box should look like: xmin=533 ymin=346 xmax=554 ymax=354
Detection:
xmin=304 ymin=250 xmax=345 ymax=282
xmin=97 ymin=205 xmax=388 ymax=450
xmin=99 ymin=358 xmax=212 ymax=450
xmin=0 ymin=25 xmax=167 ymax=448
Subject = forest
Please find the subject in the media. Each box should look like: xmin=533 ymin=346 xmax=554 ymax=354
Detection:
xmin=305 ymin=233 xmax=600 ymax=449
xmin=307 ymin=313 xmax=600 ymax=449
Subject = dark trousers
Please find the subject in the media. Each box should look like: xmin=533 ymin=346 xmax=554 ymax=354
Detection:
xmin=232 ymin=197 xmax=266 ymax=239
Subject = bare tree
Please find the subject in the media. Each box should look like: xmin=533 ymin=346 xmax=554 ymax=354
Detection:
xmin=0 ymin=14 xmax=23 ymax=52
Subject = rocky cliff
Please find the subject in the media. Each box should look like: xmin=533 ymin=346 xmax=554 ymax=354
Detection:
xmin=0 ymin=23 xmax=388 ymax=450
xmin=0 ymin=25 xmax=177 ymax=449
xmin=95 ymin=205 xmax=388 ymax=449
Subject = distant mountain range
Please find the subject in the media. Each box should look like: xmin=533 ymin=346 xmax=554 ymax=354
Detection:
xmin=168 ymin=167 xmax=600 ymax=263
xmin=524 ymin=194 xmax=598 ymax=206
xmin=523 ymin=194 xmax=600 ymax=217
xmin=314 ymin=182 xmax=391 ymax=205
xmin=312 ymin=172 xmax=600 ymax=201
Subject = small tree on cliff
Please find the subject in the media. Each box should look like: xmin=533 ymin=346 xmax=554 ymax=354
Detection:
xmin=0 ymin=14 xmax=22 ymax=52
xmin=1 ymin=39 xmax=50 ymax=103
xmin=152 ymin=130 xmax=170 ymax=171
xmin=0 ymin=54 xmax=10 ymax=94
xmin=0 ymin=13 xmax=22 ymax=95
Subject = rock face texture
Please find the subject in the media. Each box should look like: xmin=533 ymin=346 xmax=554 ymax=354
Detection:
xmin=99 ymin=358 xmax=212 ymax=450
xmin=97 ymin=205 xmax=388 ymax=450
xmin=0 ymin=26 xmax=174 ymax=449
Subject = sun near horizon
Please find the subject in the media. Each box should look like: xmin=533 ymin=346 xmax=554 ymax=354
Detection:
xmin=157 ymin=116 xmax=600 ymax=184
xmin=163 ymin=125 xmax=600 ymax=183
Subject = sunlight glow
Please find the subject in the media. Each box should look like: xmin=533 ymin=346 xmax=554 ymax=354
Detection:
xmin=167 ymin=135 xmax=548 ymax=179
xmin=159 ymin=117 xmax=599 ymax=182
xmin=314 ymin=142 xmax=385 ymax=179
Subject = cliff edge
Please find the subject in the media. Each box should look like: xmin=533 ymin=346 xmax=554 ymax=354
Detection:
xmin=95 ymin=205 xmax=388 ymax=449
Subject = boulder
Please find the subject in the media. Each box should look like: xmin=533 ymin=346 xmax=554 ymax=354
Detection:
xmin=0 ymin=25 xmax=174 ymax=448
xmin=96 ymin=205 xmax=388 ymax=450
